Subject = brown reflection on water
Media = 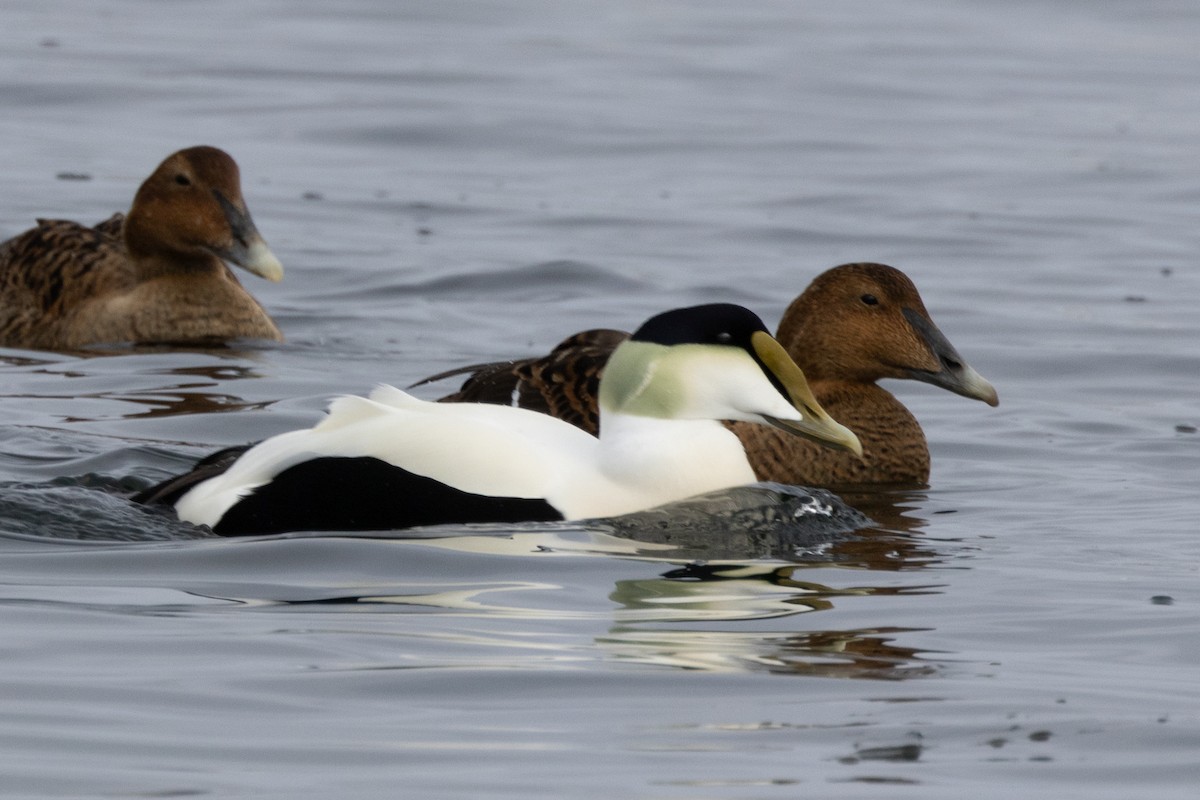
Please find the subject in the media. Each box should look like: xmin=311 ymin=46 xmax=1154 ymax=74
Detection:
xmin=836 ymin=487 xmax=929 ymax=536
xmin=0 ymin=352 xmax=61 ymax=368
xmin=827 ymin=487 xmax=951 ymax=572
xmin=817 ymin=526 xmax=945 ymax=572
xmin=76 ymin=390 xmax=270 ymax=421
xmin=25 ymin=364 xmax=272 ymax=422
xmin=597 ymin=626 xmax=937 ymax=678
xmin=153 ymin=364 xmax=265 ymax=382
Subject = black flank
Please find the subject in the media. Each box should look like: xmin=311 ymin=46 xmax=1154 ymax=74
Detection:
xmin=210 ymin=456 xmax=563 ymax=536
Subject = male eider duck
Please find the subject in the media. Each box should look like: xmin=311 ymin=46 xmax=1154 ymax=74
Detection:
xmin=135 ymin=303 xmax=862 ymax=535
xmin=431 ymin=263 xmax=998 ymax=486
xmin=0 ymin=146 xmax=283 ymax=349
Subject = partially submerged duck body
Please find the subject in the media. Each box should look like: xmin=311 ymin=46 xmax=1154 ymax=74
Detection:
xmin=136 ymin=304 xmax=862 ymax=535
xmin=0 ymin=146 xmax=283 ymax=350
xmin=431 ymin=263 xmax=998 ymax=486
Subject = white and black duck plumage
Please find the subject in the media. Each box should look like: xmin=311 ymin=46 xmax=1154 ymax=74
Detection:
xmin=134 ymin=303 xmax=862 ymax=535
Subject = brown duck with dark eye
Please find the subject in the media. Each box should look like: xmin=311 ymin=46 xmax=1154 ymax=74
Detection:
xmin=427 ymin=263 xmax=998 ymax=487
xmin=0 ymin=146 xmax=283 ymax=350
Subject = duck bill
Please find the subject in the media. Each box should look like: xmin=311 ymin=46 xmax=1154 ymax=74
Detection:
xmin=902 ymin=309 xmax=998 ymax=406
xmin=211 ymin=190 xmax=285 ymax=282
xmin=751 ymin=331 xmax=863 ymax=456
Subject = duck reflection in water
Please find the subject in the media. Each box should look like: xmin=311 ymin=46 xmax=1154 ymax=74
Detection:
xmin=595 ymin=624 xmax=937 ymax=679
xmin=51 ymin=363 xmax=270 ymax=423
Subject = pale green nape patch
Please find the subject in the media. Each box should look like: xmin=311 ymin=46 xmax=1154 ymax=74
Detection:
xmin=598 ymin=341 xmax=669 ymax=417
xmin=599 ymin=341 xmax=751 ymax=419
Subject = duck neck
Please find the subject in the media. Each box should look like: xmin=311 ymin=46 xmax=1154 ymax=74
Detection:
xmin=122 ymin=213 xmax=223 ymax=281
xmin=597 ymin=412 xmax=758 ymax=506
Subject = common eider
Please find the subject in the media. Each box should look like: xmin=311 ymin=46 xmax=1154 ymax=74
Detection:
xmin=0 ymin=146 xmax=283 ymax=349
xmin=135 ymin=303 xmax=862 ymax=535
xmin=430 ymin=263 xmax=998 ymax=486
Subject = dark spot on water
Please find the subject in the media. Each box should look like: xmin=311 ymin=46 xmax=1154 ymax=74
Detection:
xmin=302 ymin=191 xmax=323 ymax=200
xmin=1150 ymin=595 xmax=1174 ymax=605
xmin=840 ymin=776 xmax=920 ymax=785
xmin=1029 ymin=756 xmax=1054 ymax=762
xmin=1123 ymin=295 xmax=1146 ymax=302
xmin=417 ymin=226 xmax=432 ymax=236
xmin=1028 ymin=730 xmax=1052 ymax=742
xmin=865 ymin=696 xmax=945 ymax=704
xmin=848 ymin=744 xmax=922 ymax=762
xmin=1159 ymin=715 xmax=1170 ymax=723
xmin=40 ymin=37 xmax=60 ymax=48
xmin=1175 ymin=424 xmax=1196 ymax=434
xmin=56 ymin=171 xmax=91 ymax=181
xmin=987 ymin=737 xmax=1007 ymax=748
xmin=1161 ymin=267 xmax=1173 ymax=276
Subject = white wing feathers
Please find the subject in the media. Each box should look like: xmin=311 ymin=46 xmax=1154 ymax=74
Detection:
xmin=176 ymin=386 xmax=602 ymax=527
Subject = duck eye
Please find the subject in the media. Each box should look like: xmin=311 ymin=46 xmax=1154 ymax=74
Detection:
xmin=715 ymin=331 xmax=733 ymax=344
xmin=860 ymin=294 xmax=879 ymax=306
xmin=174 ymin=174 xmax=192 ymax=187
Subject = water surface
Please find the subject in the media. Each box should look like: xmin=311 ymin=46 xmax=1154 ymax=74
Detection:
xmin=1 ymin=1 xmax=1199 ymax=797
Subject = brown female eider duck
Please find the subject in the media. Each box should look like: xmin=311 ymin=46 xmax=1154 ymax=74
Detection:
xmin=0 ymin=146 xmax=283 ymax=350
xmin=429 ymin=263 xmax=998 ymax=487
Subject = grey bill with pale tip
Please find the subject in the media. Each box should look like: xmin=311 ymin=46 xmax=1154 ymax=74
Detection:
xmin=902 ymin=308 xmax=998 ymax=406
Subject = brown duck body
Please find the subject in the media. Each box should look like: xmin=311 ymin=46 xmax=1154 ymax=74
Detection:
xmin=0 ymin=147 xmax=283 ymax=350
xmin=431 ymin=263 xmax=998 ymax=487
xmin=434 ymin=328 xmax=625 ymax=434
xmin=729 ymin=383 xmax=929 ymax=486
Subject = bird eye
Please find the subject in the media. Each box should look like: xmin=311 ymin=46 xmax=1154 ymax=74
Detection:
xmin=174 ymin=174 xmax=192 ymax=187
xmin=860 ymin=294 xmax=879 ymax=306
xmin=716 ymin=331 xmax=733 ymax=344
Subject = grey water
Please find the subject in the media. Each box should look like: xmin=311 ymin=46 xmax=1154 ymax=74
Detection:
xmin=1 ymin=0 xmax=1199 ymax=797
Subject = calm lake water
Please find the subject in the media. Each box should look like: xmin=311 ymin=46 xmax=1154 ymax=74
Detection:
xmin=1 ymin=1 xmax=1199 ymax=797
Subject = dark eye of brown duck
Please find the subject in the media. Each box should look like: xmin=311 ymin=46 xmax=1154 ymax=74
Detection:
xmin=860 ymin=293 xmax=879 ymax=306
xmin=174 ymin=174 xmax=192 ymax=187
xmin=716 ymin=331 xmax=733 ymax=344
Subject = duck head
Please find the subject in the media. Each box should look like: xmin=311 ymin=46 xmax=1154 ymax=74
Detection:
xmin=599 ymin=303 xmax=863 ymax=454
xmin=776 ymin=263 xmax=998 ymax=405
xmin=122 ymin=146 xmax=283 ymax=282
